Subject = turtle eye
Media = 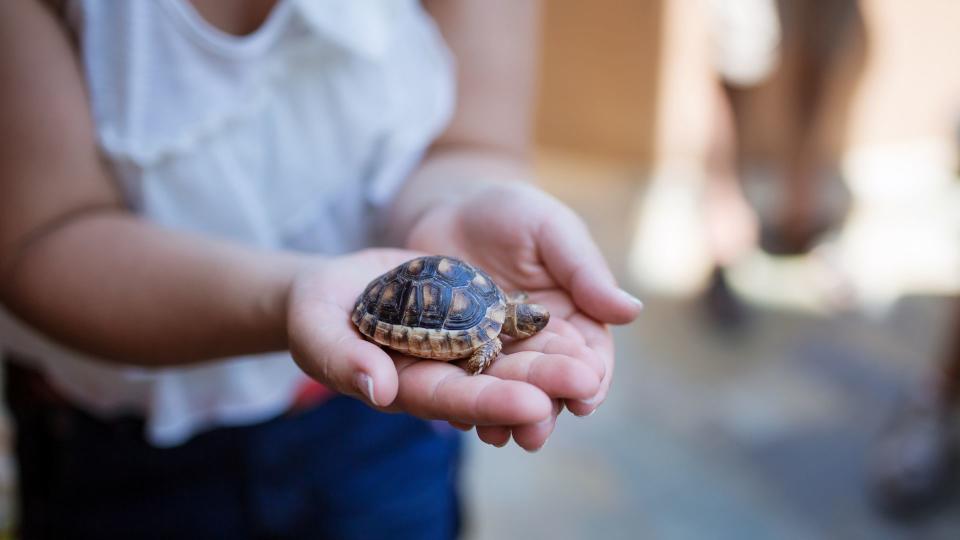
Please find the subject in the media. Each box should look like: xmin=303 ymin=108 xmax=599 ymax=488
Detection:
xmin=530 ymin=308 xmax=549 ymax=328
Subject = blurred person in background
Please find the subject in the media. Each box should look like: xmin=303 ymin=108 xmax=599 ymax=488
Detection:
xmin=864 ymin=8 xmax=960 ymax=518
xmin=869 ymin=120 xmax=960 ymax=516
xmin=655 ymin=0 xmax=960 ymax=521
xmin=0 ymin=0 xmax=640 ymax=538
xmin=699 ymin=0 xmax=867 ymax=325
xmin=664 ymin=0 xmax=960 ymax=520
xmin=630 ymin=0 xmax=866 ymax=322
xmin=870 ymin=301 xmax=960 ymax=517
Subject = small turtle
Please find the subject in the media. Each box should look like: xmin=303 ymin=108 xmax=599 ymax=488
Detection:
xmin=352 ymin=255 xmax=550 ymax=374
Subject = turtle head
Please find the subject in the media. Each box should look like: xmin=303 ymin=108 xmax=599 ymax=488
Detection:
xmin=504 ymin=302 xmax=550 ymax=339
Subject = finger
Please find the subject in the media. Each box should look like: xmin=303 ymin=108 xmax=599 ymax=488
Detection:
xmin=512 ymin=400 xmax=562 ymax=452
xmin=564 ymin=313 xmax=615 ymax=415
xmin=485 ymin=351 xmax=600 ymax=401
xmin=543 ymin=318 xmax=586 ymax=344
xmin=476 ymin=425 xmax=511 ymax=447
xmin=289 ymin=302 xmax=399 ymax=408
xmin=569 ymin=313 xmax=614 ymax=373
xmin=448 ymin=421 xmax=473 ymax=432
xmin=501 ymin=329 xmax=604 ymax=382
xmin=565 ymin=396 xmax=602 ymax=417
xmin=394 ymin=360 xmax=553 ymax=426
xmin=537 ymin=213 xmax=643 ymax=324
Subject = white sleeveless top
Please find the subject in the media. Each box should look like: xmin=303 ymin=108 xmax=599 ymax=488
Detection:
xmin=0 ymin=0 xmax=454 ymax=446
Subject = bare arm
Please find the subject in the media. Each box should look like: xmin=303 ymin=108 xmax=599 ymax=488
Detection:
xmin=386 ymin=0 xmax=542 ymax=239
xmin=0 ymin=0 xmax=303 ymax=365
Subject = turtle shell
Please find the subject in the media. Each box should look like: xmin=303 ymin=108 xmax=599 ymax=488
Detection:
xmin=352 ymin=256 xmax=507 ymax=360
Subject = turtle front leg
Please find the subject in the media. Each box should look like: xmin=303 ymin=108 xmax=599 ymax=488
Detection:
xmin=507 ymin=291 xmax=529 ymax=303
xmin=466 ymin=338 xmax=502 ymax=375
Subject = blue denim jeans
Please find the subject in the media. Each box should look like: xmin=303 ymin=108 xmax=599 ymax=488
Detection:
xmin=6 ymin=364 xmax=462 ymax=540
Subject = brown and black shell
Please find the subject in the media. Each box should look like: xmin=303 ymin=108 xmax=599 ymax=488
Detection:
xmin=352 ymin=256 xmax=507 ymax=360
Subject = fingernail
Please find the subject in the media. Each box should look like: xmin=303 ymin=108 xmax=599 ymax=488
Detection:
xmin=619 ymin=289 xmax=644 ymax=309
xmin=355 ymin=373 xmax=378 ymax=407
xmin=583 ymin=393 xmax=604 ymax=406
xmin=493 ymin=439 xmax=509 ymax=448
xmin=527 ymin=438 xmax=549 ymax=453
xmin=571 ymin=404 xmax=598 ymax=418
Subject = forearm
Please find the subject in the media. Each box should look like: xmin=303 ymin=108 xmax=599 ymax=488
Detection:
xmin=386 ymin=0 xmax=542 ymax=242
xmin=1 ymin=210 xmax=308 ymax=366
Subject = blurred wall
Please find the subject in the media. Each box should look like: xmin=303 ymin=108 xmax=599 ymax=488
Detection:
xmin=535 ymin=0 xmax=663 ymax=162
xmin=535 ymin=0 xmax=960 ymax=167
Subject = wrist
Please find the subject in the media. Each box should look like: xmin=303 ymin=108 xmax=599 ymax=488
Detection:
xmin=258 ymin=251 xmax=315 ymax=352
xmin=388 ymin=147 xmax=536 ymax=242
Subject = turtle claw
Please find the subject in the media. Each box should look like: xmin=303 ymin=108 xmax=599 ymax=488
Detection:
xmin=467 ymin=338 xmax=502 ymax=375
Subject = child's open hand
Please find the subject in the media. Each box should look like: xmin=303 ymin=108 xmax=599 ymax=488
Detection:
xmin=287 ymin=248 xmax=608 ymax=450
xmin=406 ymin=183 xmax=643 ymax=450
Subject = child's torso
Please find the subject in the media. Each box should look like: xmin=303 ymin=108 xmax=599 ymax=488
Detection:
xmin=0 ymin=0 xmax=454 ymax=446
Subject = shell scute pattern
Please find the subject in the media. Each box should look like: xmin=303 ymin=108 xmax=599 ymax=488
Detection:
xmin=354 ymin=256 xmax=506 ymax=360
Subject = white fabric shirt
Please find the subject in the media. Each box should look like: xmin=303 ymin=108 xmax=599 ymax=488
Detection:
xmin=0 ymin=0 xmax=454 ymax=446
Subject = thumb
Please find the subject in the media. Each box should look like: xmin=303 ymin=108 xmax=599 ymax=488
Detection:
xmin=288 ymin=300 xmax=399 ymax=407
xmin=538 ymin=211 xmax=643 ymax=325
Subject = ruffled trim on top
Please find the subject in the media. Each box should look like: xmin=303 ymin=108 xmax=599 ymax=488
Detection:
xmin=97 ymin=53 xmax=284 ymax=167
xmin=90 ymin=0 xmax=409 ymax=168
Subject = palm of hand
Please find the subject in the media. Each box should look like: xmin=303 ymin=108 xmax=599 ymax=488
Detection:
xmin=288 ymin=247 xmax=595 ymax=452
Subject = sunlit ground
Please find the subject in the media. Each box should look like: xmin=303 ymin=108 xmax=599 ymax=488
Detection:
xmin=462 ymin=145 xmax=960 ymax=540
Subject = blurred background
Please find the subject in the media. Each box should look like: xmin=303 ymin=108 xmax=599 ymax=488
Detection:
xmin=1 ymin=0 xmax=960 ymax=538
xmin=464 ymin=0 xmax=960 ymax=538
